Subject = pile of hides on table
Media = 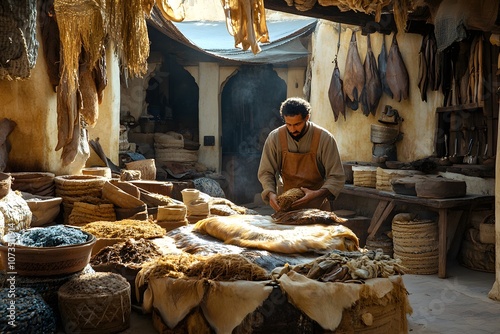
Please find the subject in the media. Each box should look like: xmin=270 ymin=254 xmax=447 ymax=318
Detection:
xmin=132 ymin=210 xmax=411 ymax=333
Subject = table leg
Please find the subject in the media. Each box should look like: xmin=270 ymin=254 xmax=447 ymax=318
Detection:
xmin=367 ymin=200 xmax=395 ymax=239
xmin=438 ymin=208 xmax=448 ymax=278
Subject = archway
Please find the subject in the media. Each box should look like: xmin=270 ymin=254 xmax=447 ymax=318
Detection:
xmin=221 ymin=65 xmax=286 ymax=204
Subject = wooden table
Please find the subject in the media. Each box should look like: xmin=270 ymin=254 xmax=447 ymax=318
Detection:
xmin=339 ymin=184 xmax=494 ymax=278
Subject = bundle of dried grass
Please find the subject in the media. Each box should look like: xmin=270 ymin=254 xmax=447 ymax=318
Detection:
xmin=276 ymin=187 xmax=305 ymax=212
xmin=186 ymin=254 xmax=270 ymax=281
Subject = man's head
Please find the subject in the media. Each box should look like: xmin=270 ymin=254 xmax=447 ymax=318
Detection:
xmin=280 ymin=97 xmax=311 ymax=139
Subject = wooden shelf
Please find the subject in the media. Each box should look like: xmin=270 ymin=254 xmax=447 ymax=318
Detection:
xmin=436 ymin=102 xmax=484 ymax=113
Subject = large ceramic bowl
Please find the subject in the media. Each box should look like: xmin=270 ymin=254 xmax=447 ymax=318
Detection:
xmin=0 ymin=226 xmax=96 ymax=276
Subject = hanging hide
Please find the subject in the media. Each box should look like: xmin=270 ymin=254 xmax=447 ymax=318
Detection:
xmin=417 ymin=34 xmax=429 ymax=102
xmin=78 ymin=61 xmax=99 ymax=127
xmin=378 ymin=34 xmax=392 ymax=98
xmin=93 ymin=48 xmax=107 ymax=104
xmin=343 ymin=30 xmax=364 ymax=110
xmin=155 ymin=0 xmax=186 ymax=22
xmin=360 ymin=34 xmax=382 ymax=116
xmin=328 ymin=59 xmax=346 ymax=121
xmin=40 ymin=0 xmax=61 ymax=92
xmin=55 ymin=72 xmax=77 ymax=152
xmin=386 ymin=34 xmax=409 ymax=102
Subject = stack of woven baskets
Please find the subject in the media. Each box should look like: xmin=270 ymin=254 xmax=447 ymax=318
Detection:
xmin=352 ymin=166 xmax=378 ymax=188
xmin=154 ymin=131 xmax=198 ymax=164
xmin=54 ymin=175 xmax=108 ymax=224
xmin=392 ymin=213 xmax=438 ymax=274
xmin=376 ymin=168 xmax=422 ymax=192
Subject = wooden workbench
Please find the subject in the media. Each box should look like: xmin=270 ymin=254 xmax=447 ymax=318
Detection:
xmin=338 ymin=184 xmax=494 ymax=278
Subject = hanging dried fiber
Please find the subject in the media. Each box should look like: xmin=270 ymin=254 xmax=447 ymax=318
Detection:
xmin=53 ymin=0 xmax=106 ymax=93
xmin=105 ymin=0 xmax=153 ymax=78
xmin=40 ymin=0 xmax=61 ymax=91
xmin=155 ymin=0 xmax=186 ymax=22
xmin=221 ymin=0 xmax=269 ymax=54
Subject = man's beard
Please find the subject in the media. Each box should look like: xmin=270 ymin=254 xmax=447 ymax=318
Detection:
xmin=289 ymin=123 xmax=308 ymax=141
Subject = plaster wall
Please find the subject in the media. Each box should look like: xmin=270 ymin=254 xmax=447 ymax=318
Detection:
xmin=310 ymin=20 xmax=443 ymax=163
xmin=0 ymin=39 xmax=120 ymax=175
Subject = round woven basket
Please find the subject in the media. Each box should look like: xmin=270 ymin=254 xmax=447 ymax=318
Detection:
xmin=392 ymin=213 xmax=438 ymax=274
xmin=370 ymin=124 xmax=400 ymax=144
xmin=58 ymin=272 xmax=131 ymax=334
xmin=125 ymin=159 xmax=157 ymax=180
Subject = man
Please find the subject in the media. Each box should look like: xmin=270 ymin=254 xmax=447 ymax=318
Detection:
xmin=258 ymin=97 xmax=345 ymax=211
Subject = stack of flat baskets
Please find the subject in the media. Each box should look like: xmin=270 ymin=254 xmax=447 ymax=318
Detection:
xmin=392 ymin=213 xmax=438 ymax=274
xmin=352 ymin=166 xmax=378 ymax=188
xmin=54 ymin=175 xmax=107 ymax=224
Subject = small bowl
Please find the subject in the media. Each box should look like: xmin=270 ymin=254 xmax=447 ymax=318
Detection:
xmin=0 ymin=226 xmax=96 ymax=276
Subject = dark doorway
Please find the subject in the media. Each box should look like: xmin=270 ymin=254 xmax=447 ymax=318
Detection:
xmin=221 ymin=65 xmax=286 ymax=204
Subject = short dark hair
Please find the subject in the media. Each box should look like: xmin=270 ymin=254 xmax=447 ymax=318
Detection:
xmin=279 ymin=97 xmax=311 ymax=119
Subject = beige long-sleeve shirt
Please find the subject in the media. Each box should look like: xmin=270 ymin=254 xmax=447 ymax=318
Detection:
xmin=258 ymin=122 xmax=345 ymax=203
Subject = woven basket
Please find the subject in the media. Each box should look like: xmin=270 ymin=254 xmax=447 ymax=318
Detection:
xmin=376 ymin=168 xmax=422 ymax=192
xmin=392 ymin=213 xmax=438 ymax=274
xmin=478 ymin=213 xmax=495 ymax=244
xmin=58 ymin=272 xmax=131 ymax=334
xmin=125 ymin=159 xmax=157 ymax=180
xmin=365 ymin=234 xmax=393 ymax=257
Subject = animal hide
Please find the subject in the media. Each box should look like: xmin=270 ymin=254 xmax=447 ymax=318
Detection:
xmin=328 ymin=59 xmax=346 ymax=121
xmin=271 ymin=208 xmax=347 ymax=225
xmin=142 ymin=277 xmax=207 ymax=329
xmin=360 ymin=34 xmax=382 ymax=116
xmin=40 ymin=0 xmax=60 ymax=92
xmin=378 ymin=35 xmax=392 ymax=98
xmin=278 ymin=271 xmax=407 ymax=331
xmin=201 ymin=280 xmax=273 ymax=334
xmin=278 ymin=271 xmax=361 ymax=331
xmin=193 ymin=215 xmax=359 ymax=253
xmin=276 ymin=188 xmax=305 ymax=212
xmin=78 ymin=61 xmax=99 ymax=127
xmin=386 ymin=34 xmax=409 ymax=102
xmin=343 ymin=30 xmax=364 ymax=110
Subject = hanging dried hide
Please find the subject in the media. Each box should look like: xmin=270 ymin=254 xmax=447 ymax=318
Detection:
xmin=40 ymin=0 xmax=61 ymax=91
xmin=378 ymin=34 xmax=392 ymax=98
xmin=0 ymin=0 xmax=39 ymax=80
xmin=386 ymin=34 xmax=409 ymax=102
xmin=343 ymin=30 xmax=364 ymax=111
xmin=93 ymin=48 xmax=107 ymax=104
xmin=417 ymin=34 xmax=429 ymax=102
xmin=54 ymin=0 xmax=106 ymax=93
xmin=105 ymin=0 xmax=153 ymax=78
xmin=328 ymin=59 xmax=346 ymax=121
xmin=360 ymin=34 xmax=382 ymax=116
xmin=55 ymin=72 xmax=78 ymax=152
xmin=155 ymin=0 xmax=186 ymax=22
xmin=78 ymin=61 xmax=99 ymax=127
xmin=221 ymin=0 xmax=269 ymax=54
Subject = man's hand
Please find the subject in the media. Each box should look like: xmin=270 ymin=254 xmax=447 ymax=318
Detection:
xmin=268 ymin=192 xmax=281 ymax=211
xmin=291 ymin=187 xmax=329 ymax=209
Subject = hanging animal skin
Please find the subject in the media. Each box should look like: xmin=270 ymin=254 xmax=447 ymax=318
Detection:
xmin=386 ymin=34 xmax=409 ymax=102
xmin=378 ymin=34 xmax=392 ymax=98
xmin=328 ymin=59 xmax=346 ymax=121
xmin=343 ymin=30 xmax=364 ymax=110
xmin=360 ymin=34 xmax=382 ymax=116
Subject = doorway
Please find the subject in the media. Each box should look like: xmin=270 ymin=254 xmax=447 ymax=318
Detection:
xmin=221 ymin=65 xmax=286 ymax=204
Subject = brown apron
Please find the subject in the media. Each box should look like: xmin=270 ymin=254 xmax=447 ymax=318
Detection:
xmin=279 ymin=125 xmax=329 ymax=210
